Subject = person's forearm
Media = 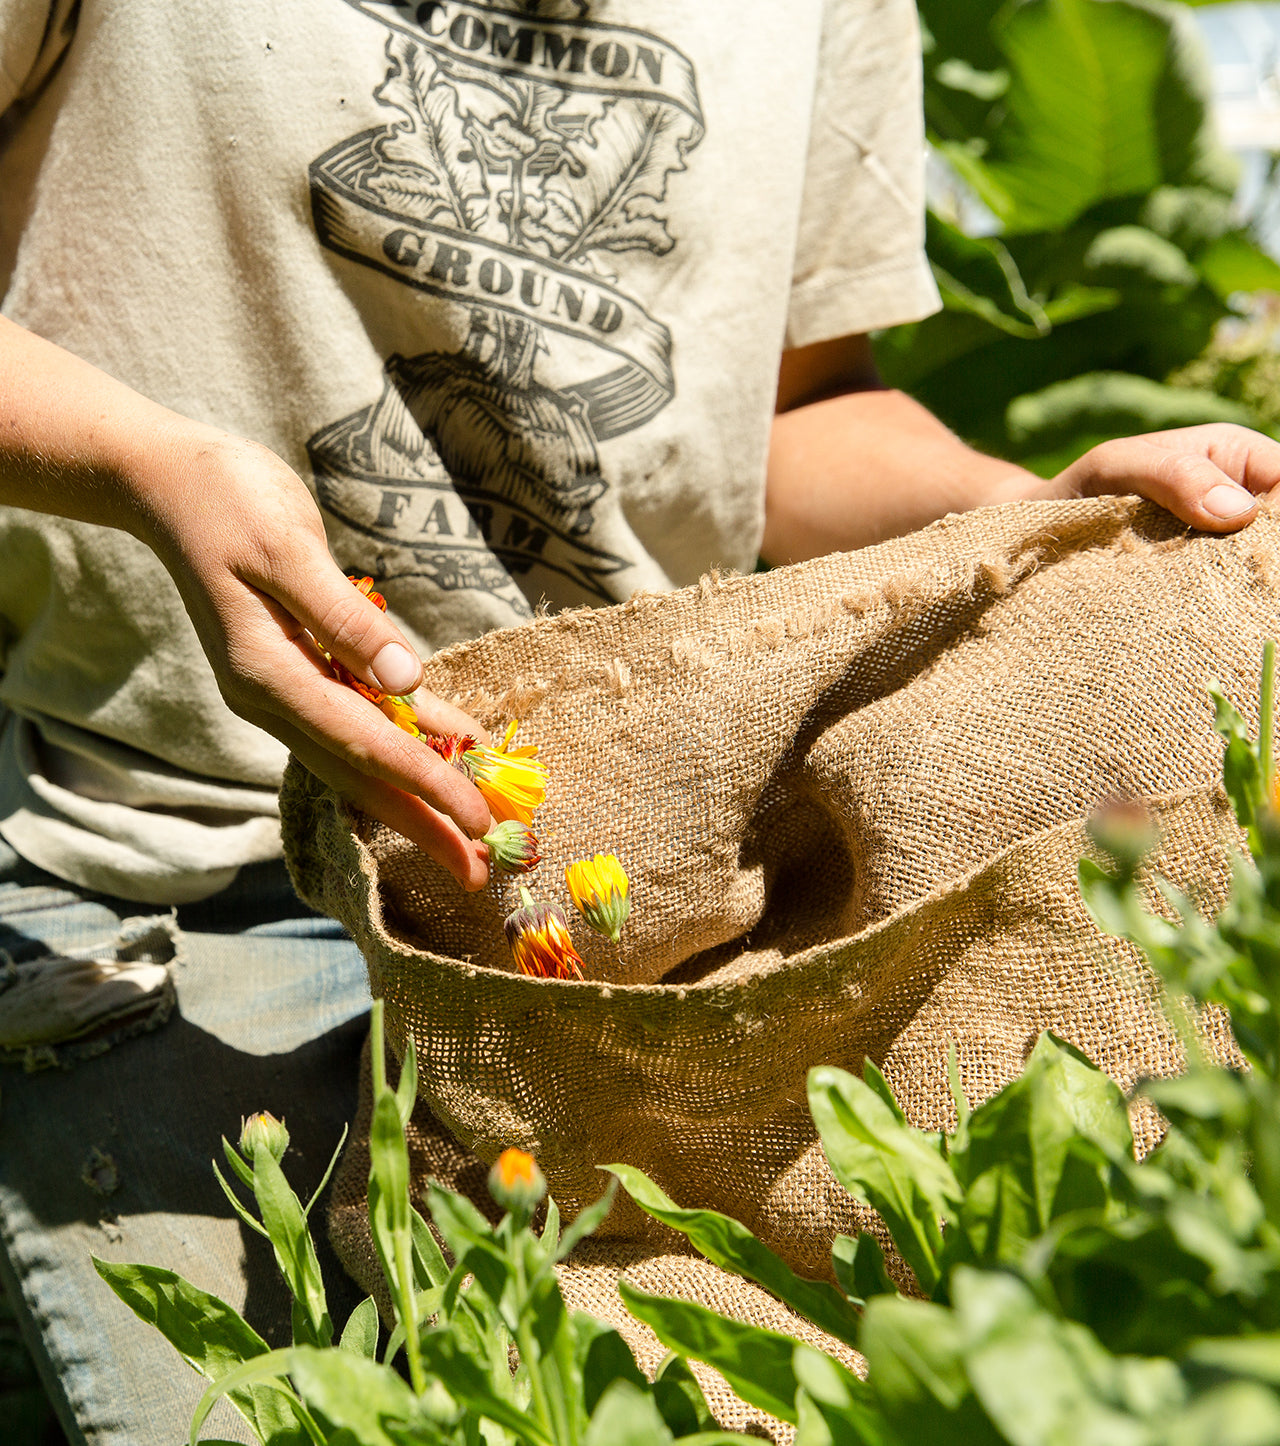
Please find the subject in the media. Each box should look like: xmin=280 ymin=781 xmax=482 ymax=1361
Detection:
xmin=0 ymin=314 xmax=232 ymax=550
xmin=762 ymin=385 xmax=1035 ymax=565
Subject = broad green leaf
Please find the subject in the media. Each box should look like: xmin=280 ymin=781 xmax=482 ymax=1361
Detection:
xmin=808 ymin=1065 xmax=961 ymax=1296
xmin=185 ymin=1347 xmax=315 ymax=1446
xmin=583 ymin=1379 xmax=675 ymax=1446
xmin=1196 ymin=231 xmax=1280 ymax=302
xmin=576 ymin=1314 xmax=648 ymax=1419
xmin=619 ymin=1280 xmax=802 ymax=1426
xmin=92 ymin=1258 xmax=310 ymax=1446
xmin=831 ymin=1232 xmax=897 ymax=1305
xmin=944 ymin=1033 xmax=1132 ymax=1271
xmin=250 ymin=1146 xmax=332 ymax=1348
xmin=1161 ymin=1381 xmax=1280 ymax=1446
xmin=793 ymin=1345 xmax=892 ymax=1446
xmin=419 ymin=1328 xmax=555 ymax=1445
xmin=653 ymin=1353 xmax=719 ymax=1436
xmin=953 ymin=1268 xmax=1183 ymax=1445
xmin=286 ymin=1345 xmax=457 ymax=1444
xmin=606 ymin=1164 xmax=862 ymax=1347
xmin=338 ymin=1295 xmax=380 ymax=1358
xmin=859 ymin=1294 xmax=994 ymax=1441
xmin=960 ymin=0 xmax=1230 ymax=232
xmin=1083 ymin=225 xmax=1198 ymax=288
xmin=426 ymin=1183 xmax=512 ymax=1315
xmin=1005 ymin=373 xmax=1255 ymax=454
xmin=1185 ymin=1334 xmax=1280 ymax=1385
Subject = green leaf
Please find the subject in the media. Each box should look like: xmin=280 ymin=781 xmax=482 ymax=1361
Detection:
xmin=957 ymin=0 xmax=1230 ymax=232
xmin=92 ymin=1258 xmax=311 ymax=1445
xmin=556 ymin=1180 xmax=618 ymax=1261
xmin=859 ymin=1293 xmax=992 ymax=1441
xmin=793 ymin=1345 xmax=894 ymax=1446
xmin=576 ymin=1314 xmax=648 ymax=1419
xmin=212 ymin=1159 xmax=270 ymax=1240
xmin=606 ymin=1164 xmax=863 ymax=1347
xmin=184 ymin=1347 xmax=317 ymax=1446
xmin=1005 ymin=372 xmax=1256 ymax=455
xmin=1196 ymin=232 xmax=1280 ymax=303
xmin=583 ymin=1379 xmax=675 ymax=1446
xmin=653 ymin=1353 xmax=719 ymax=1437
xmin=807 ymin=1065 xmax=961 ymax=1296
xmin=1185 ymin=1334 xmax=1280 ymax=1386
xmin=338 ymin=1296 xmax=380 ymax=1358
xmin=287 ymin=1345 xmax=457 ymax=1444
xmin=418 ymin=1329 xmax=555 ymax=1445
xmin=831 ymin=1232 xmax=897 ymax=1305
xmin=953 ymin=1269 xmax=1184 ymax=1444
xmin=250 ymin=1147 xmax=332 ymax=1348
xmin=410 ymin=1205 xmax=452 ymax=1291
xmin=943 ymin=1033 xmax=1132 ymax=1272
xmin=620 ymin=1280 xmax=802 ymax=1426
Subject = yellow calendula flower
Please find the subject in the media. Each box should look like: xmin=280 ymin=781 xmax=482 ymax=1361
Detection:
xmin=565 ymin=853 xmax=631 ymax=943
xmin=378 ymin=693 xmax=421 ymax=737
xmin=504 ymin=888 xmax=584 ymax=980
xmin=463 ymin=722 xmax=548 ymax=825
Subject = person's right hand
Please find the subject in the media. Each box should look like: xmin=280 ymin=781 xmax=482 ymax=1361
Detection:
xmin=135 ymin=425 xmax=494 ymax=890
xmin=0 ymin=317 xmax=492 ymax=889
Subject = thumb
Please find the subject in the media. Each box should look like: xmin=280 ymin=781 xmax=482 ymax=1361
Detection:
xmin=299 ymin=570 xmax=424 ymax=697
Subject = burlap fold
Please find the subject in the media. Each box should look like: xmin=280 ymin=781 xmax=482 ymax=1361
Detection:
xmin=281 ymin=496 xmax=1277 ymax=1432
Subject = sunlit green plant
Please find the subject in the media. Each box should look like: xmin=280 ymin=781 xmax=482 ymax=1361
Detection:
xmin=95 ymin=999 xmax=753 ymax=1446
xmin=611 ymin=643 xmax=1280 ymax=1444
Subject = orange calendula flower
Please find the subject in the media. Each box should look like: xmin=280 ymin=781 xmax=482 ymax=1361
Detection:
xmin=327 ymin=576 xmax=424 ymax=737
xmin=565 ymin=853 xmax=631 ymax=943
xmin=462 ymin=722 xmax=547 ymax=825
xmin=349 ymin=575 xmax=388 ymax=611
xmin=423 ymin=732 xmax=476 ymax=767
xmin=487 ymin=1146 xmax=546 ymax=1214
xmin=482 ymin=819 xmax=541 ymax=873
xmin=504 ymin=887 xmax=584 ymax=980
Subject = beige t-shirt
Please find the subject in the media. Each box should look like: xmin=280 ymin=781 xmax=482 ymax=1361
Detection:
xmin=0 ymin=0 xmax=939 ymax=902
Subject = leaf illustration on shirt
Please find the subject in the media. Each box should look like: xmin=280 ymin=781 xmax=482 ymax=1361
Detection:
xmin=549 ymin=100 xmax=696 ymax=263
xmin=370 ymin=34 xmax=488 ymax=230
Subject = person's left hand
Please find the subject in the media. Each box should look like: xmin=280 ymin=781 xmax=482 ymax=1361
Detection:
xmin=1033 ymin=424 xmax=1280 ymax=531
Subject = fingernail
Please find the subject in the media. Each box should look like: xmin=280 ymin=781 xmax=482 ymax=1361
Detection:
xmin=371 ymin=642 xmax=421 ymax=695
xmin=1204 ymin=483 xmax=1255 ymax=519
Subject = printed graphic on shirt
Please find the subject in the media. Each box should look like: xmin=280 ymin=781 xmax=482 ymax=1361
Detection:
xmin=307 ymin=0 xmax=704 ymax=613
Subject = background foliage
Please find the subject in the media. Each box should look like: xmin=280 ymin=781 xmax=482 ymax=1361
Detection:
xmin=872 ymin=0 xmax=1280 ymax=476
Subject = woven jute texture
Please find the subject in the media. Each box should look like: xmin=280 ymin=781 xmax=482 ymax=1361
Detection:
xmin=281 ymin=495 xmax=1278 ymax=1435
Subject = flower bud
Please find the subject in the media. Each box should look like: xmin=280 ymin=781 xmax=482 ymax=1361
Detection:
xmin=239 ymin=1110 xmax=290 ymax=1164
xmin=1087 ymin=798 xmax=1158 ymax=871
xmin=488 ymin=1146 xmax=546 ymax=1215
xmin=483 ymin=819 xmax=542 ymax=873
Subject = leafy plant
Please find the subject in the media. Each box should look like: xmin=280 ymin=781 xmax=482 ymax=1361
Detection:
xmin=612 ymin=642 xmax=1280 ymax=1443
xmin=95 ymin=999 xmax=752 ymax=1445
xmin=874 ymin=0 xmax=1280 ymax=473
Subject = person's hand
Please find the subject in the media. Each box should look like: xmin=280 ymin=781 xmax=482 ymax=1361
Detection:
xmin=133 ymin=425 xmax=493 ymax=891
xmin=1032 ymin=424 xmax=1280 ymax=531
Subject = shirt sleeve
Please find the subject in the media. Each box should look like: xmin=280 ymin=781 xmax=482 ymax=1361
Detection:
xmin=785 ymin=0 xmax=941 ymax=349
xmin=0 ymin=0 xmax=76 ymax=115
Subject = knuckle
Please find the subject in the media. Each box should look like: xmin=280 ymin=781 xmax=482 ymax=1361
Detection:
xmin=316 ymin=594 xmax=384 ymax=659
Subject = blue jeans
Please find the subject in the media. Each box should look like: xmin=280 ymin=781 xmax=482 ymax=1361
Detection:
xmin=0 ymin=837 xmax=372 ymax=1445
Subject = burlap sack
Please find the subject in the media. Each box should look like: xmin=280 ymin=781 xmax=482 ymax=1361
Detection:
xmin=281 ymin=496 xmax=1275 ymax=1432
